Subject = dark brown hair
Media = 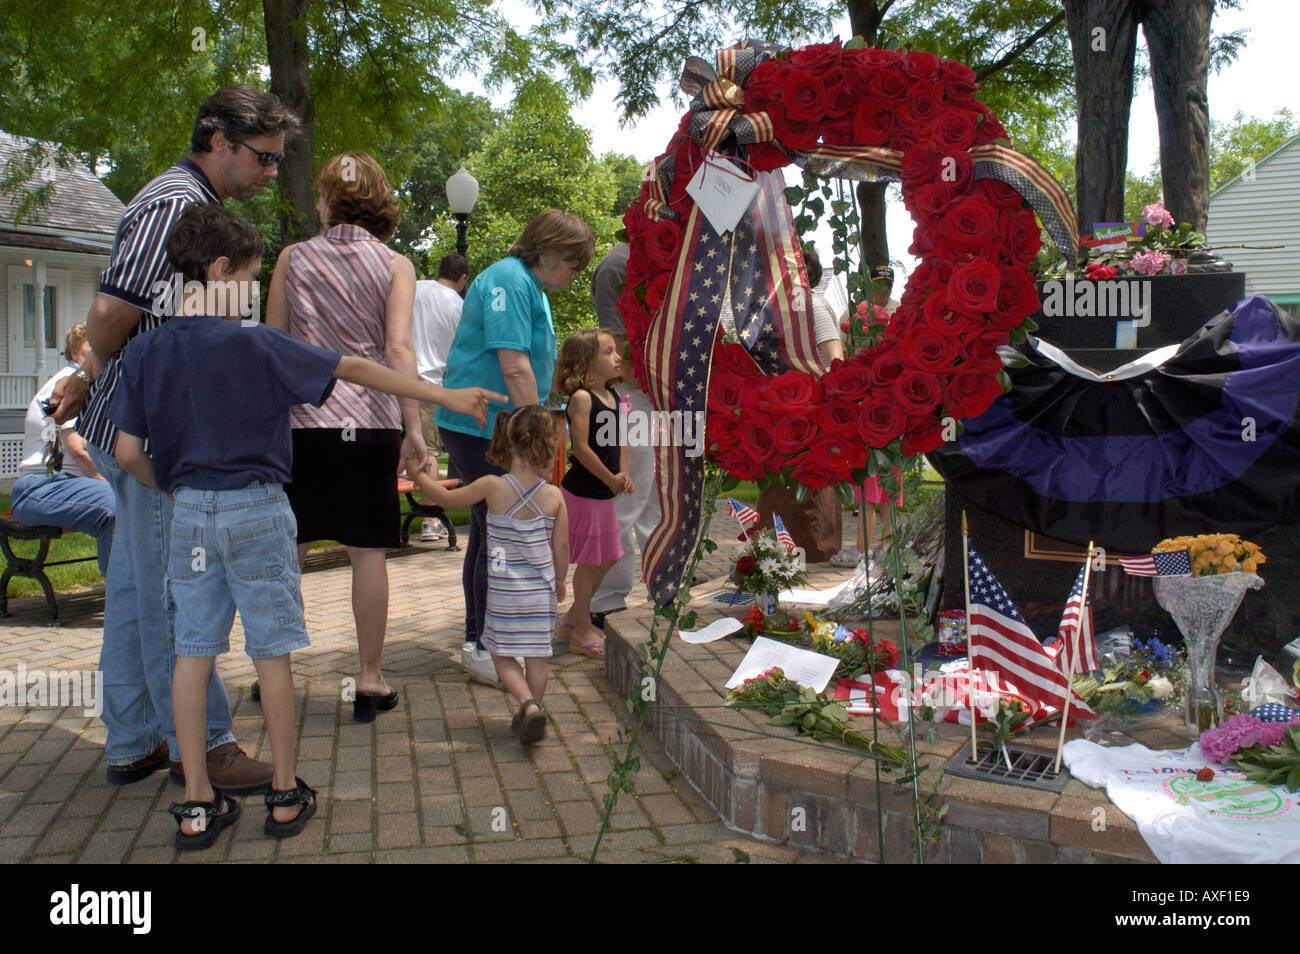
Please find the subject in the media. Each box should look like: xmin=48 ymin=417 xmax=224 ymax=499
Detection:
xmin=315 ymin=152 xmax=401 ymax=242
xmin=191 ymin=84 xmax=300 ymax=153
xmin=165 ymin=203 xmax=264 ymax=284
xmin=486 ymin=406 xmax=560 ymax=472
xmin=803 ymin=244 xmax=822 ymax=289
xmin=437 ymin=253 xmax=468 ymax=281
xmin=507 ymin=208 xmax=595 ymax=269
xmin=552 ymin=329 xmax=614 ymax=397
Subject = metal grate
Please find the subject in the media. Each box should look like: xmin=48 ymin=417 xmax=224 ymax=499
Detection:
xmin=943 ymin=744 xmax=1071 ymax=792
xmin=705 ymin=589 xmax=755 ymax=606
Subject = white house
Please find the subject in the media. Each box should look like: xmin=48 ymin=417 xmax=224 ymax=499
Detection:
xmin=1206 ymin=133 xmax=1300 ymax=318
xmin=0 ymin=133 xmax=123 ymax=478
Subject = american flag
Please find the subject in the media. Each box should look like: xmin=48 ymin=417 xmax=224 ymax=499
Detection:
xmin=835 ymin=665 xmax=1045 ymax=724
xmin=1119 ymin=550 xmax=1192 ymax=577
xmin=1055 ymin=564 xmax=1098 ymax=677
xmin=773 ymin=514 xmax=796 ymax=550
xmin=966 ymin=543 xmax=1094 ymax=719
xmin=728 ymin=497 xmax=759 ymax=529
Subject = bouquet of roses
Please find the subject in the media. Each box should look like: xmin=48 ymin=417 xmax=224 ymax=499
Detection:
xmin=730 ymin=529 xmax=807 ymax=596
xmin=724 ymin=667 xmax=909 ymax=767
xmin=738 ymin=608 xmax=898 ymax=681
xmin=1072 ymin=636 xmax=1188 ymax=715
xmin=1042 ymin=201 xmax=1207 ymax=280
xmin=1154 ymin=533 xmax=1266 ymax=576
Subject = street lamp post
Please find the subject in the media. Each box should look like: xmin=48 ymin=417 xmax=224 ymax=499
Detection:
xmin=445 ymin=167 xmax=479 ymax=258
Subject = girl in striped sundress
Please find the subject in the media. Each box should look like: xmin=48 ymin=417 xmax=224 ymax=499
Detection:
xmin=406 ymin=405 xmax=569 ymax=744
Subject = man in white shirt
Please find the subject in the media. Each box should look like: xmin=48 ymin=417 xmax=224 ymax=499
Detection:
xmin=412 ymin=253 xmax=468 ymax=540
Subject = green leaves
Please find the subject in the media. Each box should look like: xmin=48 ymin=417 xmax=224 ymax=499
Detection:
xmin=1232 ymin=726 xmax=1300 ymax=792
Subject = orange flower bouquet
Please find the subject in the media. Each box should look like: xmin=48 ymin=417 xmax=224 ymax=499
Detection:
xmin=1154 ymin=534 xmax=1266 ymax=576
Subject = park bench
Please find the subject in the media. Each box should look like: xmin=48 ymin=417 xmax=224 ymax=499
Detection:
xmin=396 ymin=476 xmax=461 ymax=550
xmin=0 ymin=514 xmax=99 ymax=625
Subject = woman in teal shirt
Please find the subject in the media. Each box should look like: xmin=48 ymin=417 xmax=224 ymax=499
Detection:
xmin=436 ymin=208 xmax=595 ymax=685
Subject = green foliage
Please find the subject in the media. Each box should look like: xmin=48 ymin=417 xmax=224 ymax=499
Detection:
xmin=1231 ymin=726 xmax=1300 ymax=792
xmin=416 ymin=79 xmax=623 ymax=345
xmin=1210 ymin=108 xmax=1300 ymax=191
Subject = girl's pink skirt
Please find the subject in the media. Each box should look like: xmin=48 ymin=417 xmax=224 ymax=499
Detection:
xmin=854 ymin=470 xmax=904 ymax=506
xmin=562 ymin=488 xmax=624 ymax=566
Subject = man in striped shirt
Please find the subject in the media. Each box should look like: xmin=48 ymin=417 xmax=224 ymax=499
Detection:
xmin=51 ymin=86 xmax=300 ymax=789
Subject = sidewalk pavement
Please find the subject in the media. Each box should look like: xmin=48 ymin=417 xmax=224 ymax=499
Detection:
xmin=0 ymin=525 xmax=851 ymax=864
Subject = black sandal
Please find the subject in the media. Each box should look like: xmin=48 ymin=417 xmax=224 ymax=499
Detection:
xmin=353 ymin=689 xmax=400 ymax=723
xmin=264 ymin=777 xmax=317 ymax=838
xmin=168 ymin=790 xmax=240 ymax=851
xmin=514 ymin=699 xmax=547 ymax=746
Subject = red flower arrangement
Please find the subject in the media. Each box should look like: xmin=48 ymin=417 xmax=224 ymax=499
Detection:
xmin=618 ymin=41 xmax=1048 ymax=490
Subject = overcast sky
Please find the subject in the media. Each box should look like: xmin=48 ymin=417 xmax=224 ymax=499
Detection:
xmin=453 ymin=0 xmax=1298 ymax=295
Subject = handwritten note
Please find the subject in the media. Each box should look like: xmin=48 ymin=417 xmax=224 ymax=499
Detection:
xmin=724 ymin=636 xmax=841 ymax=694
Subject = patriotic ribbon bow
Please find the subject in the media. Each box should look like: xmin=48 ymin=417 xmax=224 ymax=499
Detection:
xmin=680 ymin=43 xmax=779 ymax=153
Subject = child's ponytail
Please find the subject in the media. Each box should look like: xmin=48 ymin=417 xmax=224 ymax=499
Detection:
xmin=485 ymin=410 xmax=513 ymax=469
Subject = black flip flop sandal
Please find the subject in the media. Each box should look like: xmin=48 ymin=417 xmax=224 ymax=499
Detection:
xmin=169 ymin=790 xmax=240 ymax=851
xmin=518 ymin=700 xmax=547 ymax=746
xmin=264 ymin=777 xmax=317 ymax=838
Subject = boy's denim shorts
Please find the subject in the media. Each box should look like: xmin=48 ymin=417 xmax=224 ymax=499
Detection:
xmin=167 ymin=483 xmax=310 ymax=659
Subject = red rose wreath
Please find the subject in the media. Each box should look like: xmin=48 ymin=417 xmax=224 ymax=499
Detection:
xmin=621 ymin=39 xmax=1078 ymax=604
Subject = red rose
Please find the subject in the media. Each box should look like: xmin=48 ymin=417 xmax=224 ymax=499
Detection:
xmin=824 ymin=83 xmax=856 ymax=120
xmin=709 ymin=373 xmax=747 ymax=417
xmin=852 ymin=102 xmax=896 ymax=146
xmin=623 ymin=202 xmax=652 ymax=241
xmin=821 ymin=356 xmax=874 ymax=402
xmin=1084 ymin=263 xmax=1120 ymax=281
xmin=960 ymin=331 xmax=1008 ymax=364
xmin=908 ymin=225 xmax=938 ymax=260
xmin=735 ymin=554 xmax=756 ymax=576
xmin=991 ymin=268 xmax=1041 ymax=330
xmin=743 ymin=59 xmax=787 ymax=109
xmin=745 ymin=140 xmax=790 ymax=173
xmin=901 ymin=49 xmax=941 ymax=83
xmin=981 ymin=179 xmax=1025 ymax=211
xmin=939 ymin=196 xmax=998 ymax=249
xmin=931 ymin=107 xmax=979 ymax=151
xmin=646 ymin=218 xmax=683 ymax=269
xmin=894 ymin=370 xmax=942 ymax=416
xmin=771 ymin=414 xmax=817 ymax=454
xmin=1000 ymin=208 xmax=1041 ymax=265
xmin=867 ymin=67 xmax=908 ymax=102
xmin=872 ymin=639 xmax=900 ymax=671
xmin=644 ymin=271 xmax=672 ymax=310
xmin=708 ymin=410 xmax=744 ymax=455
xmin=856 ymin=394 xmax=904 ymax=447
xmin=943 ymin=362 xmax=1004 ymax=419
xmin=739 ymin=418 xmax=780 ymax=471
xmin=975 ymin=110 xmax=1010 ymax=144
xmin=759 ymin=370 xmax=820 ymax=416
xmin=820 ymin=116 xmax=856 ymax=145
xmin=812 ymin=401 xmax=858 ymax=436
xmin=1196 ymin=768 xmax=1215 ymax=782
xmin=934 ymin=232 xmax=976 ymax=269
xmin=901 ymin=414 xmax=945 ymax=456
xmin=904 ymin=81 xmax=944 ymax=128
xmin=899 ymin=327 xmax=958 ymax=375
xmin=781 ymin=69 xmax=827 ymax=122
xmin=770 ymin=105 xmax=820 ymax=151
xmin=844 ymin=48 xmax=902 ymax=70
xmin=792 ymin=435 xmax=865 ymax=487
xmin=787 ymin=39 xmax=842 ymax=75
xmin=900 ymin=142 xmax=943 ymax=186
xmin=937 ymin=59 xmax=978 ymax=94
xmin=868 ymin=351 xmax=906 ymax=390
xmin=947 ymin=259 xmax=1002 ymax=313
xmin=714 ymin=341 xmax=760 ymax=378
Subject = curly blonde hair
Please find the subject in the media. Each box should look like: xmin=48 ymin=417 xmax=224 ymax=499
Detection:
xmin=486 ymin=406 xmax=560 ymax=473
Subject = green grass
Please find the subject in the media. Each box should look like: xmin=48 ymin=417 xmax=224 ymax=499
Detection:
xmin=0 ymin=493 xmax=103 ymax=597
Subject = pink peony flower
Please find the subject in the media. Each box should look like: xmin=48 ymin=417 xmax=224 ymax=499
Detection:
xmin=1130 ymin=250 xmax=1171 ymax=276
xmin=1141 ymin=202 xmax=1174 ymax=230
xmin=1199 ymin=715 xmax=1300 ymax=763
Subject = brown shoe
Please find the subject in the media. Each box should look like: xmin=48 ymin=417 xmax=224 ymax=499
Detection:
xmin=171 ymin=742 xmax=274 ymax=795
xmin=106 ymin=740 xmax=169 ymax=785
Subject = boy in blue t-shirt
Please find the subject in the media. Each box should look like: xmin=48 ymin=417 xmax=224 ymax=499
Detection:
xmin=110 ymin=203 xmax=502 ymax=850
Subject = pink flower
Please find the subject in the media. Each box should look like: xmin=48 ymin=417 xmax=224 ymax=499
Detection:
xmin=1141 ymin=202 xmax=1174 ymax=230
xmin=1197 ymin=714 xmax=1300 ymax=763
xmin=1171 ymin=259 xmax=1188 ymax=275
xmin=1131 ymin=250 xmax=1171 ymax=276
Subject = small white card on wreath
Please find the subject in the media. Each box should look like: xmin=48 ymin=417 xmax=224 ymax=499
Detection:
xmin=724 ymin=636 xmax=841 ymax=694
xmin=686 ymin=151 xmax=759 ymax=236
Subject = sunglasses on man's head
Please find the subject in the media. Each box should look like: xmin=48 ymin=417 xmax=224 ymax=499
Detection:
xmin=233 ymin=140 xmax=285 ymax=167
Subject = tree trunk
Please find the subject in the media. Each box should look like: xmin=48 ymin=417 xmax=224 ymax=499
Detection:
xmin=845 ymin=0 xmax=890 ymax=273
xmin=1062 ymin=0 xmax=1139 ymax=234
xmin=263 ymin=0 xmax=316 ymax=243
xmin=1141 ymin=0 xmax=1214 ymax=232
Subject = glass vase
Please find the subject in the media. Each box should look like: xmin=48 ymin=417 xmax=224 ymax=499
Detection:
xmin=1153 ymin=572 xmax=1263 ymax=740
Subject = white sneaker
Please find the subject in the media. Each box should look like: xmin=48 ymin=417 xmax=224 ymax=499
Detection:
xmin=420 ymin=519 xmax=442 ymax=542
xmin=461 ymin=644 xmax=502 ymax=688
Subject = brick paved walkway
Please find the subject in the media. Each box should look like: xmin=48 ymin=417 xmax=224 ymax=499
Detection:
xmin=0 ymin=525 xmax=853 ymax=864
